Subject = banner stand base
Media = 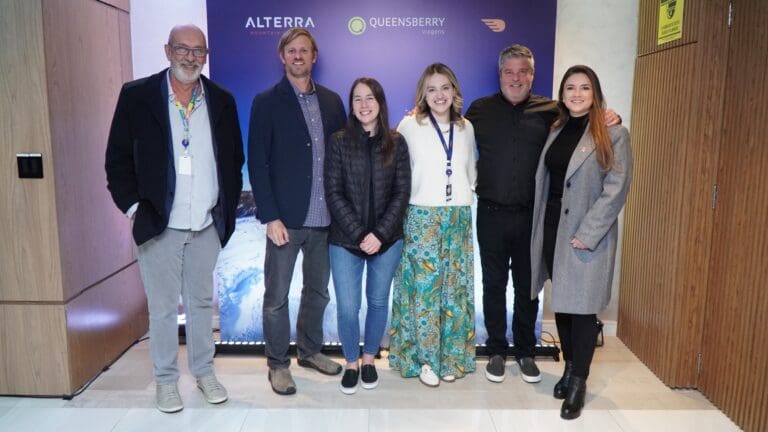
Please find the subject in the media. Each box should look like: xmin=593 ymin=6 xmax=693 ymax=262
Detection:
xmin=213 ymin=341 xmax=561 ymax=361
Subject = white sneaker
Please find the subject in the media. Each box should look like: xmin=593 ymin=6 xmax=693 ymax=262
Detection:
xmin=419 ymin=365 xmax=439 ymax=387
xmin=442 ymin=374 xmax=456 ymax=382
xmin=156 ymin=383 xmax=183 ymax=413
xmin=196 ymin=375 xmax=228 ymax=404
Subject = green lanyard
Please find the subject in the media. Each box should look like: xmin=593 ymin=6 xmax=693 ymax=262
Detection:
xmin=172 ymin=84 xmax=199 ymax=154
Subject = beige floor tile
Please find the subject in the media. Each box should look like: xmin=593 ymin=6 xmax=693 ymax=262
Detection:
xmin=609 ymin=409 xmax=742 ymax=431
xmin=111 ymin=408 xmax=248 ymax=432
xmin=0 ymin=406 xmax=12 ymax=420
xmin=0 ymin=397 xmax=21 ymax=408
xmin=489 ymin=409 xmax=625 ymax=431
xmin=0 ymin=407 xmax=127 ymax=432
xmin=0 ymin=336 xmax=742 ymax=431
xmin=370 ymin=408 xmax=495 ymax=432
xmin=241 ymin=409 xmax=368 ymax=432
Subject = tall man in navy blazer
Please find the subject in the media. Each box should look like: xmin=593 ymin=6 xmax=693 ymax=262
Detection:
xmin=248 ymin=28 xmax=346 ymax=395
xmin=105 ymin=25 xmax=244 ymax=413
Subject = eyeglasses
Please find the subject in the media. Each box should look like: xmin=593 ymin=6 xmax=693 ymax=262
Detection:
xmin=171 ymin=45 xmax=208 ymax=57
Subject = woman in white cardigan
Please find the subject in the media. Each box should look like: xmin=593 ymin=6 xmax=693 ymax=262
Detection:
xmin=388 ymin=63 xmax=477 ymax=387
xmin=530 ymin=65 xmax=633 ymax=420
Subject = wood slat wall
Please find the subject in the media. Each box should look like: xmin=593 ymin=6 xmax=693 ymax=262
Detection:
xmin=699 ymin=1 xmax=768 ymax=430
xmin=637 ymin=0 xmax=705 ymax=55
xmin=621 ymin=0 xmax=768 ymax=430
xmin=618 ymin=0 xmax=727 ymax=387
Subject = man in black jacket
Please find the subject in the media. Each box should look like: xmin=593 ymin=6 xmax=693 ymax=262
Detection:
xmin=466 ymin=45 xmax=556 ymax=385
xmin=105 ymin=24 xmax=244 ymax=413
xmin=466 ymin=44 xmax=619 ymax=386
xmin=248 ymin=28 xmax=346 ymax=395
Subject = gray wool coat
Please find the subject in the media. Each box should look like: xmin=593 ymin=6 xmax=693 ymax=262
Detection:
xmin=530 ymin=123 xmax=633 ymax=314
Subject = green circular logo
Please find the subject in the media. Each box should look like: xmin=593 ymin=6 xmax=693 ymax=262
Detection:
xmin=348 ymin=17 xmax=366 ymax=35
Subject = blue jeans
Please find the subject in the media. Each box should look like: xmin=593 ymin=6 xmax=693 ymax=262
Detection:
xmin=330 ymin=240 xmax=403 ymax=363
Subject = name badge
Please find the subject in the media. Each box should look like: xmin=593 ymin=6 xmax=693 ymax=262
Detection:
xmin=178 ymin=155 xmax=192 ymax=176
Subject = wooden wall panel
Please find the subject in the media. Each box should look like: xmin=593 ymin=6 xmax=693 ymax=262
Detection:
xmin=699 ymin=1 xmax=768 ymax=430
xmin=98 ymin=0 xmax=128 ymax=12
xmin=618 ymin=0 xmax=728 ymax=388
xmin=67 ymin=263 xmax=147 ymax=391
xmin=0 ymin=0 xmax=64 ymax=302
xmin=0 ymin=305 xmax=69 ymax=395
xmin=637 ymin=0 xmax=707 ymax=55
xmin=1 ymin=0 xmax=146 ymax=396
xmin=118 ymin=8 xmax=133 ymax=84
xmin=43 ymin=0 xmax=136 ymax=301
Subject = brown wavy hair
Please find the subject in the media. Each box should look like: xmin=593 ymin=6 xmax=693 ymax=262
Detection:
xmin=413 ymin=63 xmax=465 ymax=128
xmin=555 ymin=65 xmax=614 ymax=171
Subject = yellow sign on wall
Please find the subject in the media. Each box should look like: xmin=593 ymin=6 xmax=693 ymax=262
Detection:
xmin=658 ymin=0 xmax=684 ymax=44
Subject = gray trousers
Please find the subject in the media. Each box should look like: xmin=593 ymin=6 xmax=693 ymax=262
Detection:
xmin=263 ymin=228 xmax=330 ymax=369
xmin=136 ymin=224 xmax=220 ymax=384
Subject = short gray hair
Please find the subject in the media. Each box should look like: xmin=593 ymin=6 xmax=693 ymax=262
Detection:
xmin=498 ymin=44 xmax=534 ymax=71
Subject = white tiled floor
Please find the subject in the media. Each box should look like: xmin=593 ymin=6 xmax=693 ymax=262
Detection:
xmin=0 ymin=337 xmax=742 ymax=431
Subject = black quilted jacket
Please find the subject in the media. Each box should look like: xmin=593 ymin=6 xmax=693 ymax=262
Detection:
xmin=324 ymin=127 xmax=411 ymax=254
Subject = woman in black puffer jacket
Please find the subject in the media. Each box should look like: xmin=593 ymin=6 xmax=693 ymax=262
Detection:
xmin=324 ymin=77 xmax=411 ymax=395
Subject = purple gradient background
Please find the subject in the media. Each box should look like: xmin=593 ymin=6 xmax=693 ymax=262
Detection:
xmin=208 ymin=1 xmax=556 ymax=343
xmin=207 ymin=0 xmax=556 ymax=189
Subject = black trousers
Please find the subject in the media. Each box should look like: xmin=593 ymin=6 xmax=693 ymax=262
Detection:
xmin=477 ymin=199 xmax=538 ymax=359
xmin=544 ymin=206 xmax=598 ymax=379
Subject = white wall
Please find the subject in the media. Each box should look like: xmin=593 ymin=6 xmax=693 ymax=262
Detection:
xmin=130 ymin=0 xmax=209 ymax=79
xmin=129 ymin=0 xmax=640 ymax=328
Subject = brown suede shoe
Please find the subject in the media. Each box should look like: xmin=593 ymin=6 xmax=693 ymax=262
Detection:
xmin=268 ymin=368 xmax=297 ymax=395
xmin=297 ymin=352 xmax=343 ymax=375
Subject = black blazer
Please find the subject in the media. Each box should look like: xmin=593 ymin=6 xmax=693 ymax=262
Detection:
xmin=105 ymin=69 xmax=245 ymax=246
xmin=247 ymin=76 xmax=346 ymax=229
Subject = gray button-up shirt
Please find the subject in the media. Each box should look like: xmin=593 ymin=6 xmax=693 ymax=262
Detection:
xmin=293 ymin=81 xmax=330 ymax=227
xmin=166 ymin=72 xmax=219 ymax=231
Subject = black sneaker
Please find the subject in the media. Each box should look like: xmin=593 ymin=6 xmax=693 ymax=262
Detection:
xmin=485 ymin=355 xmax=506 ymax=383
xmin=360 ymin=364 xmax=378 ymax=390
xmin=517 ymin=357 xmax=542 ymax=383
xmin=339 ymin=368 xmax=359 ymax=395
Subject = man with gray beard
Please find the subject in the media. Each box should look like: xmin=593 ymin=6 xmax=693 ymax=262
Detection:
xmin=105 ymin=24 xmax=244 ymax=413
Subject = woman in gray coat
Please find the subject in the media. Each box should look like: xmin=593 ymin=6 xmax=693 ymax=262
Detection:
xmin=530 ymin=65 xmax=632 ymax=420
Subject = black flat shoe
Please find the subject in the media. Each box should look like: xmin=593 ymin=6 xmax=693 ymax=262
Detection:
xmin=553 ymin=361 xmax=573 ymax=400
xmin=560 ymin=375 xmax=586 ymax=420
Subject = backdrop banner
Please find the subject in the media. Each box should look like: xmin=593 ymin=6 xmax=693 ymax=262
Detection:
xmin=206 ymin=0 xmax=557 ymax=344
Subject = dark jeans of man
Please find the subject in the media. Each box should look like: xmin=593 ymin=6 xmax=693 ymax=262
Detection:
xmin=477 ymin=199 xmax=539 ymax=359
xmin=263 ymin=227 xmax=330 ymax=369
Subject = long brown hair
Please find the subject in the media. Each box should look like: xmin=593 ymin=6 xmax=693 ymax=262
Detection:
xmin=556 ymin=65 xmax=614 ymax=170
xmin=345 ymin=77 xmax=397 ymax=166
xmin=413 ymin=63 xmax=465 ymax=128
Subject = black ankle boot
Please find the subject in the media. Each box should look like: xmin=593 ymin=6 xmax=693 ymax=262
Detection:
xmin=560 ymin=375 xmax=586 ymax=420
xmin=553 ymin=361 xmax=573 ymax=399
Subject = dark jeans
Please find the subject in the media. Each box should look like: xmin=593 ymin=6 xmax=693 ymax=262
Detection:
xmin=477 ymin=199 xmax=539 ymax=359
xmin=263 ymin=227 xmax=330 ymax=369
xmin=555 ymin=313 xmax=598 ymax=378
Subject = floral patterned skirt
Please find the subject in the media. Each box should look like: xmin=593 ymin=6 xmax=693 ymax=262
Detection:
xmin=388 ymin=205 xmax=476 ymax=378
